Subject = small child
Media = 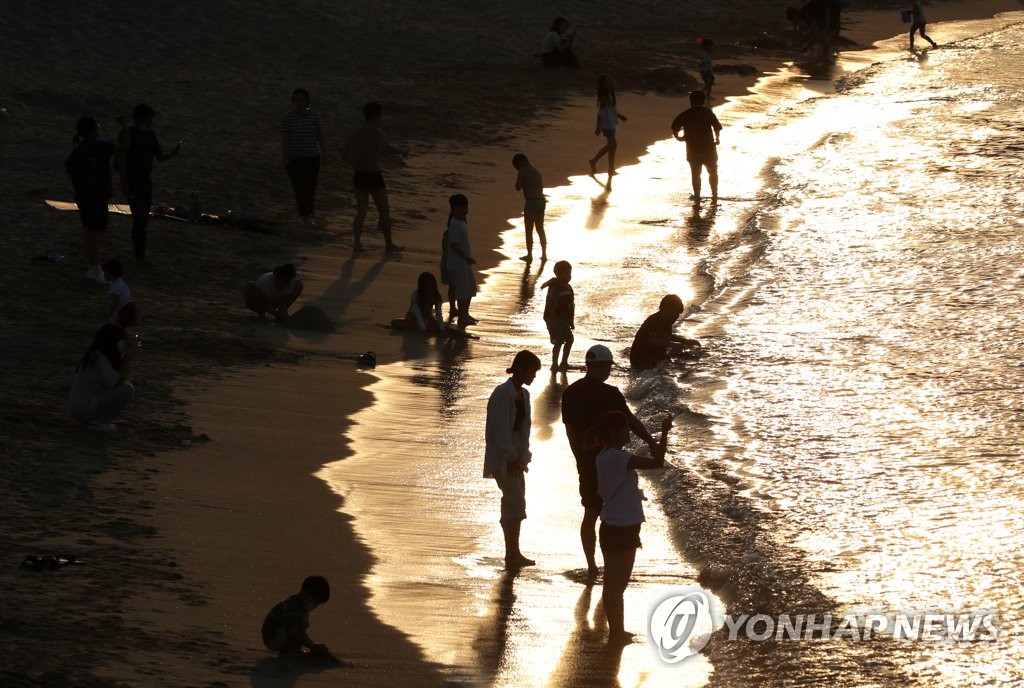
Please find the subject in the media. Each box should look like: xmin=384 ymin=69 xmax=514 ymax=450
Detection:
xmin=540 ymin=260 xmax=575 ymax=371
xmin=512 ymin=153 xmax=547 ymax=263
xmin=698 ymin=39 xmax=715 ymax=100
xmin=589 ymin=75 xmax=628 ymax=188
xmin=261 ymin=575 xmax=333 ymax=659
xmin=244 ymin=263 xmax=304 ymax=321
xmin=102 ymin=259 xmax=137 ymax=328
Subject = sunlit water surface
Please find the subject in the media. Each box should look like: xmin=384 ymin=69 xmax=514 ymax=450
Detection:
xmin=323 ymin=12 xmax=1024 ymax=686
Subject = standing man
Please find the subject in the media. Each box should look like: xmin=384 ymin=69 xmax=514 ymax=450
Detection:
xmin=119 ymin=104 xmax=180 ymax=265
xmin=281 ymin=88 xmax=325 ymax=226
xmin=512 ymin=153 xmax=547 ymax=263
xmin=561 ymin=345 xmax=657 ymax=577
xmin=342 ymin=101 xmax=406 ymax=254
xmin=670 ymin=91 xmax=722 ymax=204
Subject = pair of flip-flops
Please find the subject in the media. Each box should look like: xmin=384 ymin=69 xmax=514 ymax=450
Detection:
xmin=19 ymin=555 xmax=84 ymax=571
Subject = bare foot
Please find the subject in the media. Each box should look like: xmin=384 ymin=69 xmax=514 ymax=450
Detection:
xmin=520 ymin=254 xmax=532 ymax=262
xmin=505 ymin=554 xmax=536 ymax=570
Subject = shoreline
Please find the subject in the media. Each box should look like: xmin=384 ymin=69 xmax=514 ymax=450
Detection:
xmin=3 ymin=1 xmax=1022 ymax=685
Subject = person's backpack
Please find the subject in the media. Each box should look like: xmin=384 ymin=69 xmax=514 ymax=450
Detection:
xmin=66 ymin=147 xmax=102 ymax=197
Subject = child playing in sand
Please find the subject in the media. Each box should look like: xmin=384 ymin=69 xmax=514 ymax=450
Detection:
xmin=261 ymin=576 xmax=334 ymax=659
xmin=698 ymin=39 xmax=715 ymax=100
xmin=593 ymin=411 xmax=672 ymax=644
xmin=589 ymin=76 xmax=627 ymax=189
xmin=512 ymin=153 xmax=547 ymax=263
xmin=406 ymin=271 xmax=446 ymax=333
xmin=244 ymin=263 xmax=304 ymax=322
xmin=629 ymin=294 xmax=701 ymax=369
xmin=102 ymin=259 xmax=137 ymax=329
xmin=540 ymin=261 xmax=574 ymax=371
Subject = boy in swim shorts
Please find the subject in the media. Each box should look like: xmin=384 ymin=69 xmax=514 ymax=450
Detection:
xmin=513 ymin=153 xmax=547 ymax=262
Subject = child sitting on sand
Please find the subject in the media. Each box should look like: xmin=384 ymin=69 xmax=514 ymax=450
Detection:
xmin=540 ymin=260 xmax=575 ymax=371
xmin=406 ymin=271 xmax=446 ymax=333
xmin=102 ymin=259 xmax=137 ymax=328
xmin=261 ymin=575 xmax=334 ymax=660
xmin=244 ymin=263 xmax=304 ymax=322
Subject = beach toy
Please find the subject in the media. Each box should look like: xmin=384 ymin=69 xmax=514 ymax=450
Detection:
xmin=900 ymin=9 xmax=912 ymax=23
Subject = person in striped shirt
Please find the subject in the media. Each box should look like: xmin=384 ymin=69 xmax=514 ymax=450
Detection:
xmin=281 ymin=88 xmax=325 ymax=226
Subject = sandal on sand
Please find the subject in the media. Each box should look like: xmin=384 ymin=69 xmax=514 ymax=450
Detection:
xmin=20 ymin=554 xmax=83 ymax=571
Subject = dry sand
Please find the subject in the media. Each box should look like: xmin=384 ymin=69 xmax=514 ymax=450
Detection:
xmin=2 ymin=1 xmax=1021 ymax=686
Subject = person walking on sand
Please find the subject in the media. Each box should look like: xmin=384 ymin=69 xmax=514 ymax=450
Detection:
xmin=342 ymin=101 xmax=406 ymax=254
xmin=512 ymin=153 xmax=547 ymax=263
xmin=593 ymin=411 xmax=672 ymax=644
xmin=282 ymin=88 xmax=325 ymax=226
xmin=589 ymin=76 xmax=627 ymax=189
xmin=909 ymin=0 xmax=938 ymax=49
xmin=119 ymin=103 xmax=180 ymax=265
xmin=444 ymin=194 xmax=478 ymax=330
xmin=561 ymin=345 xmax=658 ymax=577
xmin=540 ymin=260 xmax=574 ymax=372
xmin=485 ymin=350 xmax=543 ymax=570
xmin=671 ymin=90 xmax=722 ymax=204
xmin=66 ymin=116 xmax=117 ymax=285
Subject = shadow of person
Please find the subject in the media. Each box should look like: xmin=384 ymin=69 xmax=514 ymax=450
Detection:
xmin=472 ymin=570 xmax=518 ymax=683
xmin=685 ymin=202 xmax=717 ymax=245
xmin=312 ymin=251 xmax=387 ymax=324
xmin=518 ymin=257 xmax=547 ymax=312
xmin=249 ymin=653 xmax=346 ymax=688
xmin=549 ymin=585 xmax=626 ymax=688
xmin=586 ymin=188 xmax=612 ymax=230
xmin=532 ymin=374 xmax=568 ymax=441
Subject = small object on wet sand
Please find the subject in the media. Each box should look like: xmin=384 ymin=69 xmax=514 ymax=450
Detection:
xmin=20 ymin=555 xmax=84 ymax=571
xmin=181 ymin=439 xmax=192 ymax=448
xmin=357 ymin=351 xmax=377 ymax=368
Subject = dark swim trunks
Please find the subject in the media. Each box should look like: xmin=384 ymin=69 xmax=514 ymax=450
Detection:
xmin=77 ymin=200 xmax=109 ymax=232
xmin=599 ymin=523 xmax=642 ymax=552
xmin=353 ymin=170 xmax=386 ymax=192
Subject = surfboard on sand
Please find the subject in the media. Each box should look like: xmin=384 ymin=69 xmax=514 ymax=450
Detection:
xmin=388 ymin=318 xmax=479 ymax=340
xmin=46 ymin=199 xmax=132 ymax=215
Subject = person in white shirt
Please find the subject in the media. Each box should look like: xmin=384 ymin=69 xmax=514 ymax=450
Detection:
xmin=244 ymin=263 xmax=304 ymax=322
xmin=588 ymin=75 xmax=628 ymax=188
xmin=593 ymin=410 xmax=672 ymax=644
xmin=68 ymin=323 xmax=137 ymax=433
xmin=484 ymin=350 xmax=543 ymax=570
xmin=102 ymin=259 xmax=137 ymax=328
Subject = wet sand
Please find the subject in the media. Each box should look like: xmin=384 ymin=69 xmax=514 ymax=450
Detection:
xmin=3 ymin=0 xmax=1023 ymax=686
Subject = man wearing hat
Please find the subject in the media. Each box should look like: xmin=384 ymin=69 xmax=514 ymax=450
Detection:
xmin=561 ymin=344 xmax=657 ymax=577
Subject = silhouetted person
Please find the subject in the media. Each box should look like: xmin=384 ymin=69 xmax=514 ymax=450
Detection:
xmin=244 ymin=263 xmax=304 ymax=322
xmin=68 ymin=323 xmax=136 ymax=433
xmin=698 ymin=39 xmax=715 ymax=100
xmin=342 ymin=101 xmax=406 ymax=254
xmin=671 ymin=91 xmax=722 ymax=203
xmin=66 ymin=116 xmax=116 ymax=284
xmin=119 ymin=103 xmax=180 ymax=264
xmin=909 ymin=0 xmax=938 ymax=49
xmin=629 ymin=294 xmax=701 ymax=369
xmin=561 ymin=345 xmax=657 ymax=577
xmin=541 ymin=17 xmax=580 ymax=68
xmin=282 ymin=88 xmax=325 ymax=225
xmin=261 ymin=576 xmax=334 ymax=660
xmin=589 ymin=75 xmax=627 ymax=188
xmin=540 ymin=261 xmax=574 ymax=371
xmin=513 ymin=153 xmax=547 ymax=262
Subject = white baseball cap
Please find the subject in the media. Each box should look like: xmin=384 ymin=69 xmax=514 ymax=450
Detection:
xmin=585 ymin=344 xmax=614 ymax=364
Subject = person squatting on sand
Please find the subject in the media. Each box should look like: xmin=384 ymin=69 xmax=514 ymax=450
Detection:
xmin=629 ymin=294 xmax=701 ymax=369
xmin=541 ymin=16 xmax=580 ymax=69
xmin=593 ymin=410 xmax=672 ymax=644
xmin=119 ymin=103 xmax=181 ymax=265
xmin=589 ymin=75 xmax=628 ymax=188
xmin=671 ymin=90 xmax=722 ymax=203
xmin=261 ymin=576 xmax=335 ymax=660
xmin=540 ymin=260 xmax=574 ymax=372
xmin=484 ymin=350 xmax=543 ymax=570
xmin=561 ymin=345 xmax=658 ymax=577
xmin=512 ymin=153 xmax=547 ymax=263
xmin=102 ymin=259 xmax=138 ymax=329
xmin=282 ymin=88 xmax=325 ymax=226
xmin=68 ymin=323 xmax=136 ymax=433
xmin=406 ymin=271 xmax=446 ymax=333
xmin=343 ymin=101 xmax=406 ymax=254
xmin=66 ymin=116 xmax=117 ymax=285
xmin=244 ymin=263 xmax=304 ymax=322
xmin=444 ymin=193 xmax=478 ymax=331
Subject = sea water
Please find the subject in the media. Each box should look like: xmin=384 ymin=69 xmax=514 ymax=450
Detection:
xmin=324 ymin=11 xmax=1024 ymax=686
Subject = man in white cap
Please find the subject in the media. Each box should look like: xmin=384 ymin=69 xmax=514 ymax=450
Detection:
xmin=561 ymin=344 xmax=657 ymax=577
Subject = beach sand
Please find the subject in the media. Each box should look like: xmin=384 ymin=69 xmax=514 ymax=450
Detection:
xmin=2 ymin=1 xmax=1021 ymax=685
